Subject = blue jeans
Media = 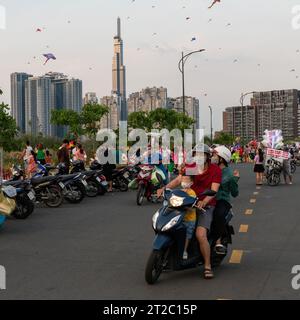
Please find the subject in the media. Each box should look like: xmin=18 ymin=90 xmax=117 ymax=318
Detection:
xmin=183 ymin=221 xmax=196 ymax=240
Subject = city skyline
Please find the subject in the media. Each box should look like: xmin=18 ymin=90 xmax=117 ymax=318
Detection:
xmin=1 ymin=0 xmax=300 ymax=133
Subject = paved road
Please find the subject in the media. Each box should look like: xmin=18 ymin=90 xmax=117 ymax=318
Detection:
xmin=0 ymin=164 xmax=300 ymax=300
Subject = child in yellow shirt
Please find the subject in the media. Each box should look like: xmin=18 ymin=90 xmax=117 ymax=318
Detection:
xmin=181 ymin=175 xmax=197 ymax=260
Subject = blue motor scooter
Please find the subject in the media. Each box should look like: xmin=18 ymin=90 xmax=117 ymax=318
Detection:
xmin=145 ymin=189 xmax=234 ymax=285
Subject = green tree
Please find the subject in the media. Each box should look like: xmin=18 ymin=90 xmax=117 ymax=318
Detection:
xmin=81 ymin=103 xmax=109 ymax=138
xmin=128 ymin=108 xmax=195 ymax=132
xmin=214 ymin=132 xmax=234 ymax=145
xmin=0 ymin=103 xmax=19 ymax=152
xmin=51 ymin=109 xmax=82 ymax=137
xmin=51 ymin=104 xmax=109 ymax=139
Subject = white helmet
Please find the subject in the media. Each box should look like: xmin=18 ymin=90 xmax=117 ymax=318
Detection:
xmin=214 ymin=146 xmax=232 ymax=164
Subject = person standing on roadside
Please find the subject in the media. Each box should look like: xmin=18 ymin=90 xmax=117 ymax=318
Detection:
xmin=73 ymin=144 xmax=87 ymax=163
xmin=283 ymin=146 xmax=293 ymax=185
xmin=21 ymin=141 xmax=33 ymax=170
xmin=27 ymin=150 xmax=37 ymax=178
xmin=254 ymin=148 xmax=265 ymax=185
xmin=36 ymin=144 xmax=46 ymax=165
xmin=57 ymin=139 xmax=70 ymax=174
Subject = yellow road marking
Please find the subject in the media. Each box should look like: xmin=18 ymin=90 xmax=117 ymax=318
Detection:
xmin=250 ymin=199 xmax=256 ymax=204
xmin=239 ymin=224 xmax=249 ymax=233
xmin=229 ymin=250 xmax=244 ymax=264
xmin=245 ymin=209 xmax=253 ymax=215
xmin=253 ymin=192 xmax=259 ymax=195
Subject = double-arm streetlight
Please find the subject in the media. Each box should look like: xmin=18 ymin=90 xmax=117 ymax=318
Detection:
xmin=178 ymin=49 xmax=206 ymax=114
xmin=240 ymin=91 xmax=257 ymax=142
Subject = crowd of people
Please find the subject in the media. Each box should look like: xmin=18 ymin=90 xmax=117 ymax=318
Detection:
xmin=21 ymin=139 xmax=87 ymax=179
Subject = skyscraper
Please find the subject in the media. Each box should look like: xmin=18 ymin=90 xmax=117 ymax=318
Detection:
xmin=25 ymin=76 xmax=52 ymax=136
xmin=112 ymin=17 xmax=127 ymax=121
xmin=10 ymin=72 xmax=32 ymax=133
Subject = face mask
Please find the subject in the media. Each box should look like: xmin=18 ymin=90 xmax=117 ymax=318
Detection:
xmin=211 ymin=156 xmax=219 ymax=164
xmin=181 ymin=182 xmax=193 ymax=189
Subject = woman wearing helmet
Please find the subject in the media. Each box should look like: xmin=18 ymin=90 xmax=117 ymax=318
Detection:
xmin=211 ymin=146 xmax=240 ymax=255
xmin=157 ymin=144 xmax=222 ymax=279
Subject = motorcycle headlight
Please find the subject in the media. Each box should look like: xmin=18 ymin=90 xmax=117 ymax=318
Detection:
xmin=162 ymin=215 xmax=181 ymax=232
xmin=169 ymin=195 xmax=184 ymax=207
xmin=152 ymin=211 xmax=159 ymax=230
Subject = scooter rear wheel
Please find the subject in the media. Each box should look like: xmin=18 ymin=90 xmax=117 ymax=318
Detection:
xmin=267 ymin=172 xmax=280 ymax=186
xmin=145 ymin=250 xmax=165 ymax=285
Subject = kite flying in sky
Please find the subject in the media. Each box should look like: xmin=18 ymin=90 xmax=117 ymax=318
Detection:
xmin=208 ymin=0 xmax=221 ymax=9
xmin=43 ymin=53 xmax=56 ymax=65
xmin=36 ymin=28 xmax=42 ymax=32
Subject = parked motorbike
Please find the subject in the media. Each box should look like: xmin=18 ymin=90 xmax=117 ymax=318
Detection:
xmin=145 ymin=189 xmax=235 ymax=285
xmin=266 ymin=158 xmax=282 ymax=186
xmin=30 ymin=176 xmax=64 ymax=208
xmin=3 ymin=180 xmax=35 ymax=219
xmin=90 ymin=160 xmax=127 ymax=192
xmin=71 ymin=161 xmax=108 ymax=197
xmin=136 ymin=165 xmax=165 ymax=206
xmin=58 ymin=173 xmax=86 ymax=204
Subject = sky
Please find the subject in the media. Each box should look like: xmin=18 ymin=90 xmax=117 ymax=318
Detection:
xmin=1 ymin=0 xmax=300 ymax=134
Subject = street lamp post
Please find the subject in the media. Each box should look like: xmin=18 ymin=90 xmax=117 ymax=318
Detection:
xmin=178 ymin=49 xmax=205 ymax=114
xmin=240 ymin=91 xmax=256 ymax=143
xmin=208 ymin=106 xmax=213 ymax=144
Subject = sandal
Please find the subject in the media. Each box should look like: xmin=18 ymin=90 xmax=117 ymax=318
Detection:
xmin=204 ymin=268 xmax=214 ymax=280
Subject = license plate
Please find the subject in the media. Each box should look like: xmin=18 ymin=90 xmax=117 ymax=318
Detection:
xmin=96 ymin=177 xmax=101 ymax=183
xmin=59 ymin=182 xmax=65 ymax=189
xmin=81 ymin=179 xmax=88 ymax=187
xmin=27 ymin=191 xmax=35 ymax=201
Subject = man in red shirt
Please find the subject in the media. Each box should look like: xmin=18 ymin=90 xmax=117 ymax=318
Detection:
xmin=157 ymin=145 xmax=222 ymax=279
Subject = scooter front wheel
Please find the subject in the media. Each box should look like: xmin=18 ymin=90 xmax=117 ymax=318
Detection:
xmin=145 ymin=250 xmax=165 ymax=285
xmin=137 ymin=185 xmax=145 ymax=206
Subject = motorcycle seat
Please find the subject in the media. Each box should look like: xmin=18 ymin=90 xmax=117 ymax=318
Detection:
xmin=59 ymin=174 xmax=81 ymax=182
xmin=2 ymin=180 xmax=25 ymax=187
xmin=31 ymin=176 xmax=58 ymax=185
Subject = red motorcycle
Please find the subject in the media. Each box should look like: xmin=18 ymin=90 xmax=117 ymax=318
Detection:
xmin=136 ymin=165 xmax=164 ymax=206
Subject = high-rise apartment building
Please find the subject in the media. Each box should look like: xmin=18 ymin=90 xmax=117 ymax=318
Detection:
xmin=168 ymin=96 xmax=200 ymax=131
xmin=83 ymin=92 xmax=98 ymax=105
xmin=127 ymin=87 xmax=168 ymax=113
xmin=223 ymin=89 xmax=300 ymax=141
xmin=16 ymin=72 xmax=83 ymax=137
xmin=10 ymin=72 xmax=32 ymax=133
xmin=100 ymin=96 xmax=119 ymax=130
xmin=25 ymin=76 xmax=52 ymax=136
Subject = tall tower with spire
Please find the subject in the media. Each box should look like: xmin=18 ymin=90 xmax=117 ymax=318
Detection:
xmin=112 ymin=17 xmax=127 ymax=121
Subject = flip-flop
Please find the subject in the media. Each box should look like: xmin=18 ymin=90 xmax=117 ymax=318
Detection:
xmin=204 ymin=268 xmax=214 ymax=280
